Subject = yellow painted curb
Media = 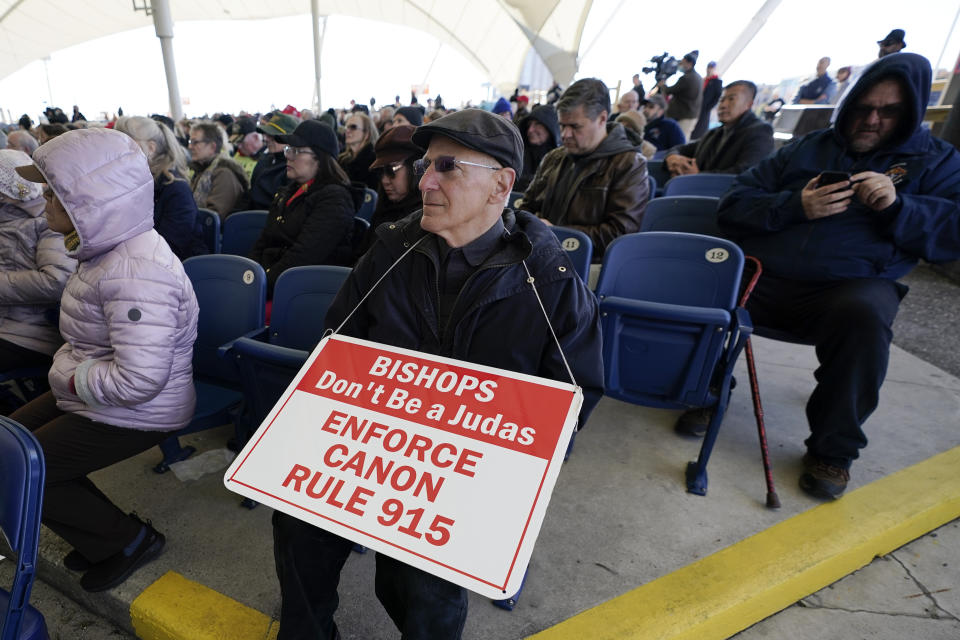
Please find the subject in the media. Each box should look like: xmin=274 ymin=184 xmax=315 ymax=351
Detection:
xmin=528 ymin=446 xmax=960 ymax=640
xmin=131 ymin=571 xmax=279 ymax=640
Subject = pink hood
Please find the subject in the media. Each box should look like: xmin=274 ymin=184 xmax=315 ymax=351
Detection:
xmin=31 ymin=128 xmax=154 ymax=261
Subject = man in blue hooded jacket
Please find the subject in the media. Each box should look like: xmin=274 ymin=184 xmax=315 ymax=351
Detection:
xmin=715 ymin=53 xmax=960 ymax=500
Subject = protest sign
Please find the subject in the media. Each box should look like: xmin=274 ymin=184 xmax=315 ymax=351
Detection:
xmin=224 ymin=334 xmax=581 ymax=598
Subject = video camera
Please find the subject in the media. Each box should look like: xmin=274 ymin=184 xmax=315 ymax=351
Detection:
xmin=642 ymin=52 xmax=679 ymax=83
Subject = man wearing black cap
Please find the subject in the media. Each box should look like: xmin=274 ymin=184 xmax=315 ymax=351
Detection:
xmin=271 ymin=108 xmax=604 ymax=640
xmin=658 ymin=50 xmax=703 ymax=139
xmin=878 ymin=29 xmax=906 ymax=57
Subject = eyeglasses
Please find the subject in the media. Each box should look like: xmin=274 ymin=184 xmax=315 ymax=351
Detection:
xmin=188 ymin=138 xmax=211 ymax=146
xmin=345 ymin=123 xmax=363 ymax=131
xmin=849 ymin=104 xmax=904 ymax=120
xmin=284 ymin=146 xmax=317 ymax=159
xmin=380 ymin=162 xmax=405 ymax=178
xmin=412 ymin=156 xmax=500 ymax=176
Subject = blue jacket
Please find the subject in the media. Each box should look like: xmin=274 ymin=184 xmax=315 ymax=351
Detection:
xmin=718 ymin=53 xmax=960 ymax=281
xmin=154 ymin=174 xmax=208 ymax=261
xmin=644 ymin=116 xmax=686 ymax=151
xmin=325 ymin=209 xmax=605 ymax=426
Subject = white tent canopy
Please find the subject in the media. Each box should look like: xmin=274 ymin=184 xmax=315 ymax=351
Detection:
xmin=0 ymin=0 xmax=592 ymax=92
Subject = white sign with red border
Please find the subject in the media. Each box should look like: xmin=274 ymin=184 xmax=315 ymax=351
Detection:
xmin=224 ymin=334 xmax=582 ymax=599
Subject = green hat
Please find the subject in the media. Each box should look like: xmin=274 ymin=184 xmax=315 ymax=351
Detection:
xmin=258 ymin=112 xmax=300 ymax=137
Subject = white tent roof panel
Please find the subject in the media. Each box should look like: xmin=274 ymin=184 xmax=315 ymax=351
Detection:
xmin=0 ymin=0 xmax=592 ymax=91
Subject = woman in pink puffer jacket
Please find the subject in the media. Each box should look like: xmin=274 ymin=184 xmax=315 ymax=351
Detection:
xmin=0 ymin=149 xmax=76 ymax=412
xmin=11 ymin=127 xmax=199 ymax=593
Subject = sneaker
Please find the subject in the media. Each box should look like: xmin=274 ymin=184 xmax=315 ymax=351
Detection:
xmin=674 ymin=407 xmax=712 ymax=437
xmin=799 ymin=454 xmax=850 ymax=500
xmin=63 ymin=549 xmax=93 ymax=572
xmin=79 ymin=518 xmax=165 ymax=592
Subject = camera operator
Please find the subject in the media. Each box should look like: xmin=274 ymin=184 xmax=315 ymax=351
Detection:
xmin=657 ymin=50 xmax=703 ymax=140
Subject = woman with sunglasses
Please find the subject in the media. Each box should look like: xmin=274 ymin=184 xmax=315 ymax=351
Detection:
xmin=337 ymin=112 xmax=379 ymax=190
xmin=249 ymin=120 xmax=356 ymax=296
xmin=360 ymin=125 xmax=424 ymax=252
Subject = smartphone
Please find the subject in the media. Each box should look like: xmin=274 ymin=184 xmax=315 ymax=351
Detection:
xmin=819 ymin=171 xmax=851 ymax=186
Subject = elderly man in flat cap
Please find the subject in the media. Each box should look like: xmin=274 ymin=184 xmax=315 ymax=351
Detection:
xmin=271 ymin=108 xmax=604 ymax=640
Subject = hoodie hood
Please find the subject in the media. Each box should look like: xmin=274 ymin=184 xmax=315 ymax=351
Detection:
xmin=834 ymin=52 xmax=931 ymax=150
xmin=519 ymin=104 xmax=561 ymax=147
xmin=31 ymin=128 xmax=154 ymax=261
xmin=592 ymin=122 xmax=642 ymax=159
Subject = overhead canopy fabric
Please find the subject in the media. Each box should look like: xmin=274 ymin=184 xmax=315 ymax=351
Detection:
xmin=0 ymin=0 xmax=592 ymax=91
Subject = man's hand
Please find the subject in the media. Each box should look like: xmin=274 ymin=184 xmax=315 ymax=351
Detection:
xmin=801 ymin=175 xmax=854 ymax=219
xmin=539 ymin=216 xmax=554 ymax=226
xmin=665 ymin=155 xmax=699 ymax=176
xmin=851 ymin=171 xmax=897 ymax=211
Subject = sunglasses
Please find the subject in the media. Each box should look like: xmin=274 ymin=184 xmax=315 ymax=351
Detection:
xmin=346 ymin=123 xmax=363 ymax=131
xmin=380 ymin=162 xmax=406 ymax=178
xmin=412 ymin=155 xmax=500 ymax=176
xmin=848 ymin=104 xmax=904 ymax=120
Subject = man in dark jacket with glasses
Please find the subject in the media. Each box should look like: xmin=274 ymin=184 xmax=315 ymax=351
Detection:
xmin=271 ymin=108 xmax=603 ymax=640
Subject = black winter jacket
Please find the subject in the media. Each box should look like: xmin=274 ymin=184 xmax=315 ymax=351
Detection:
xmin=249 ymin=179 xmax=356 ymax=294
xmin=665 ymin=110 xmax=774 ymax=175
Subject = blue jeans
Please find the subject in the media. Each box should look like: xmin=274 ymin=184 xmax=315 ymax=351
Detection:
xmin=272 ymin=511 xmax=467 ymax=639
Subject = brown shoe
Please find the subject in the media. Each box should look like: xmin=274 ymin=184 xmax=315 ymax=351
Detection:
xmin=799 ymin=454 xmax=850 ymax=500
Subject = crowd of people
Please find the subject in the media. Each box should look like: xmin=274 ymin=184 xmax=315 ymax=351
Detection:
xmin=1 ymin=25 xmax=959 ymax=639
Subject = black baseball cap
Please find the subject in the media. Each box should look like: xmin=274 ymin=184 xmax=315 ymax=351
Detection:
xmin=878 ymin=29 xmax=906 ymax=46
xmin=276 ymin=120 xmax=339 ymax=159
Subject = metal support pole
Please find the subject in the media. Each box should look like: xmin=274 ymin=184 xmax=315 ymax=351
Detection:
xmin=715 ymin=0 xmax=783 ymax=77
xmin=42 ymin=57 xmax=54 ymax=109
xmin=311 ymin=0 xmax=326 ymax=112
xmin=151 ymin=0 xmax=183 ymax=121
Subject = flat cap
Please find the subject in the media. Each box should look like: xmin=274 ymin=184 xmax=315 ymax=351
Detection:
xmin=412 ymin=108 xmax=523 ymax=172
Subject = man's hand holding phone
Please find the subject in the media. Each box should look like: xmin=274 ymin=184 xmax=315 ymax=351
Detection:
xmin=850 ymin=171 xmax=897 ymax=211
xmin=801 ymin=172 xmax=855 ymax=219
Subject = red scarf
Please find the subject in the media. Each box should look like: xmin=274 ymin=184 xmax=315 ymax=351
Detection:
xmin=286 ymin=179 xmax=315 ymax=207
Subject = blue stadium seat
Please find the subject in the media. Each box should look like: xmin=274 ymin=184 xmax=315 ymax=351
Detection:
xmin=596 ymin=231 xmax=751 ymax=497
xmin=355 ymin=188 xmax=378 ymax=222
xmin=640 ymin=196 xmax=722 ymax=236
xmin=154 ymin=255 xmax=266 ymax=473
xmin=229 ymin=265 xmax=351 ymax=508
xmin=0 ymin=416 xmax=49 ymax=640
xmin=662 ymin=173 xmax=738 ymax=198
xmin=221 ymin=210 xmax=268 ymax=257
xmin=197 ymin=208 xmax=221 ymax=254
xmin=550 ymin=227 xmax=592 ymax=283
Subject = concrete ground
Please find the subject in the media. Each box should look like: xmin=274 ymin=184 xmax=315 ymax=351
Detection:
xmin=735 ymin=519 xmax=960 ymax=639
xmin=7 ymin=265 xmax=960 ymax=639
